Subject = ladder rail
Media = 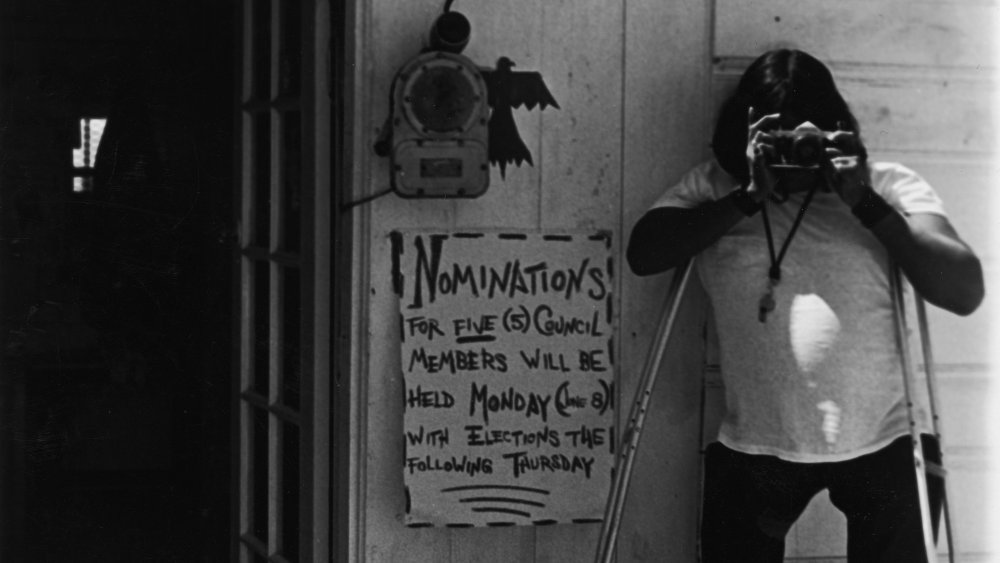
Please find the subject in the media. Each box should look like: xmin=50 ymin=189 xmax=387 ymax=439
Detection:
xmin=915 ymin=285 xmax=958 ymax=561
xmin=595 ymin=261 xmax=956 ymax=562
xmin=594 ymin=260 xmax=694 ymax=563
xmin=891 ymin=266 xmax=956 ymax=562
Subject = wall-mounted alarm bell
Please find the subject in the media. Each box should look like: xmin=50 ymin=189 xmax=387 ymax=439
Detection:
xmin=370 ymin=4 xmax=558 ymax=201
xmin=389 ymin=50 xmax=490 ymax=198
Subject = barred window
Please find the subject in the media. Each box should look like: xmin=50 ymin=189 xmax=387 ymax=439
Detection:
xmin=72 ymin=117 xmax=107 ymax=193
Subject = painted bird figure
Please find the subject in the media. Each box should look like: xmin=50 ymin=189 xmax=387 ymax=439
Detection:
xmin=480 ymin=56 xmax=560 ymax=178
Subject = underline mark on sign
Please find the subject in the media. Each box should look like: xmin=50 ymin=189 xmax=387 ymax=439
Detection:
xmin=455 ymin=334 xmax=497 ymax=344
xmin=441 ymin=484 xmax=551 ymax=495
xmin=473 ymin=507 xmax=531 ymax=518
xmin=459 ymin=496 xmax=546 ymax=508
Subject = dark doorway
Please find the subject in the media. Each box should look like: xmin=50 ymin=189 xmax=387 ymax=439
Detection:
xmin=1 ymin=1 xmax=236 ymax=561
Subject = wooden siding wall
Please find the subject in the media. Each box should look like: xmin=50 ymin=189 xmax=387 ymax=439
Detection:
xmin=351 ymin=1 xmax=998 ymax=561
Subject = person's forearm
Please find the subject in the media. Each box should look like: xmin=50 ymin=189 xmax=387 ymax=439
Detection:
xmin=868 ymin=211 xmax=984 ymax=316
xmin=627 ymin=190 xmax=754 ymax=276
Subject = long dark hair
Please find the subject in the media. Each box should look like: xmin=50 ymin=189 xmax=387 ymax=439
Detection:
xmin=711 ymin=49 xmax=860 ymax=182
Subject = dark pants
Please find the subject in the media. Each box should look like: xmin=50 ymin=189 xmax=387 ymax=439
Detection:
xmin=700 ymin=435 xmax=943 ymax=563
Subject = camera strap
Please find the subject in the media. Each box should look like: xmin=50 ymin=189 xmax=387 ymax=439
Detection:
xmin=757 ymin=181 xmax=822 ymax=322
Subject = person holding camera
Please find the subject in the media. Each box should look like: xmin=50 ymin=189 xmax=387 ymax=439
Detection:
xmin=626 ymin=49 xmax=983 ymax=561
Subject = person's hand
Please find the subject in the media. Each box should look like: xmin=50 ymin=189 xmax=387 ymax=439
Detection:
xmin=745 ymin=107 xmax=780 ymax=202
xmin=822 ymin=125 xmax=871 ymax=207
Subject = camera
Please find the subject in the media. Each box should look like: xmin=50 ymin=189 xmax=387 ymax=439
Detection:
xmin=770 ymin=129 xmax=833 ymax=169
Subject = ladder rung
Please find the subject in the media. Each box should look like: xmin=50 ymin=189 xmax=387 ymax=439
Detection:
xmin=925 ymin=461 xmax=947 ymax=479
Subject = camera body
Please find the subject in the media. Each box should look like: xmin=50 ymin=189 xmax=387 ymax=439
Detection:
xmin=771 ymin=129 xmax=834 ymax=169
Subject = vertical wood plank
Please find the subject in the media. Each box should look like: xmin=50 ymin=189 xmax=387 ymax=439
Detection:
xmin=616 ymin=285 xmax=709 ymax=562
xmin=454 ymin=0 xmax=545 ymax=230
xmin=533 ymin=523 xmax=598 ymax=563
xmin=443 ymin=11 xmax=544 ymax=563
xmin=363 ymin=227 xmax=455 ymax=561
xmin=617 ymin=0 xmax=713 ymax=561
xmin=307 ymin=5 xmax=333 ymax=559
xmin=366 ymin=526 xmax=451 ymax=563
xmin=362 ymin=2 xmax=463 ymax=561
xmin=451 ymin=527 xmax=536 ymax=563
xmin=533 ymin=1 xmax=623 ymax=559
xmin=538 ymin=0 xmax=623 ymax=232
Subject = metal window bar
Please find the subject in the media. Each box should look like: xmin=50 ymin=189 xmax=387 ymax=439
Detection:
xmin=239 ymin=0 xmax=328 ymax=561
xmin=73 ymin=118 xmax=105 ymax=168
xmin=240 ymin=0 xmax=276 ymax=559
xmin=239 ymin=1 xmax=310 ymax=561
xmin=83 ymin=120 xmax=91 ymax=166
xmin=72 ymin=118 xmax=107 ymax=192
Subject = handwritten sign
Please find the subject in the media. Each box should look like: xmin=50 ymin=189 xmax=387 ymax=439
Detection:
xmin=392 ymin=231 xmax=615 ymax=527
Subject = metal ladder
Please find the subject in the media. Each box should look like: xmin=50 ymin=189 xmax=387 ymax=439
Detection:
xmin=594 ymin=261 xmax=956 ymax=563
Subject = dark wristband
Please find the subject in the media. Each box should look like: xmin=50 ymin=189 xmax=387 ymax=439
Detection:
xmin=851 ymin=186 xmax=894 ymax=228
xmin=730 ymin=184 xmax=761 ymax=216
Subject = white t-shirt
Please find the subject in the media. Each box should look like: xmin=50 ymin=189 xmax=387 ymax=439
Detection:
xmin=651 ymin=160 xmax=945 ymax=462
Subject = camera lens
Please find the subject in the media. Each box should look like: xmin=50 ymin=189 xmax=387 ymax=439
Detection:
xmin=791 ymin=134 xmax=824 ymax=167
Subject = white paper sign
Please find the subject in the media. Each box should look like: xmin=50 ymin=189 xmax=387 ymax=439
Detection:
xmin=392 ymin=230 xmax=615 ymax=527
